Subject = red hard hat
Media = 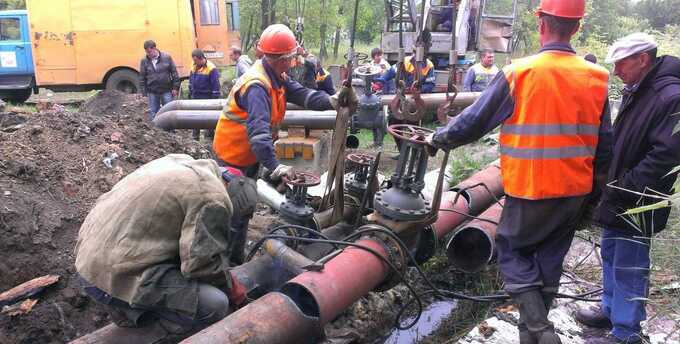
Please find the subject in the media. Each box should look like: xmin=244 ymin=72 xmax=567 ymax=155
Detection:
xmin=536 ymin=0 xmax=585 ymax=19
xmin=257 ymin=24 xmax=298 ymax=56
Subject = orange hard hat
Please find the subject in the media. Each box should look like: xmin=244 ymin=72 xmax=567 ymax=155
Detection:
xmin=257 ymin=24 xmax=298 ymax=56
xmin=536 ymin=0 xmax=585 ymax=19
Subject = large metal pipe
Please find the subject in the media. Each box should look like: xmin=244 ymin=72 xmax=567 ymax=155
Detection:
xmin=451 ymin=160 xmax=503 ymax=215
xmin=156 ymin=92 xmax=480 ymax=116
xmin=153 ymin=109 xmax=338 ymax=130
xmin=445 ymin=199 xmax=504 ymax=273
xmin=181 ymin=292 xmax=321 ymax=344
xmin=184 ymin=184 xmax=478 ymax=343
xmin=257 ymin=179 xmax=287 ymax=211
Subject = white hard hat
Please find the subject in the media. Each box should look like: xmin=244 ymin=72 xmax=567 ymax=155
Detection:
xmin=605 ymin=32 xmax=657 ymax=64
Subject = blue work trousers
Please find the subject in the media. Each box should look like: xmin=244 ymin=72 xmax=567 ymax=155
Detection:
xmin=600 ymin=228 xmax=650 ymax=342
xmin=148 ymin=91 xmax=173 ymax=120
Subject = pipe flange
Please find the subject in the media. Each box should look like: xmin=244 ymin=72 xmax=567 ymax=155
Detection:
xmin=358 ymin=224 xmax=408 ymax=292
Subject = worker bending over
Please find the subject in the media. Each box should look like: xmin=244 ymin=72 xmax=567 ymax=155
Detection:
xmin=428 ymin=1 xmax=613 ymax=343
xmin=213 ymin=24 xmax=357 ymax=264
xmin=75 ymin=154 xmax=257 ymax=333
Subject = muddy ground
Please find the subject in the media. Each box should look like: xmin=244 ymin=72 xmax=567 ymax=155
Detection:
xmin=0 ymin=91 xmax=502 ymax=344
xmin=0 ymin=91 xmax=215 ymax=343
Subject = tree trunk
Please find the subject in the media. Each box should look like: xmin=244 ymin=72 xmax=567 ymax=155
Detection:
xmin=261 ymin=0 xmax=270 ymax=30
xmin=319 ymin=0 xmax=328 ymax=61
xmin=333 ymin=5 xmax=343 ymax=58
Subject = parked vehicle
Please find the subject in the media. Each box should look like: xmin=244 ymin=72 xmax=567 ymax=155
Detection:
xmin=0 ymin=0 xmax=240 ymax=103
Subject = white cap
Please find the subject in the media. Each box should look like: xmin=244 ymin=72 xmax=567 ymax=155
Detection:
xmin=605 ymin=32 xmax=657 ymax=63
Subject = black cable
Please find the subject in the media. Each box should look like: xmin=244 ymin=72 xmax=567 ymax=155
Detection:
xmin=437 ymin=208 xmax=499 ymax=226
xmin=250 ymin=233 xmax=424 ymax=330
xmin=245 ymin=224 xmax=340 ymax=262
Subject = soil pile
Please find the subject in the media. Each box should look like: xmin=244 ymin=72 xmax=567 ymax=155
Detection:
xmin=0 ymin=90 xmax=211 ymax=343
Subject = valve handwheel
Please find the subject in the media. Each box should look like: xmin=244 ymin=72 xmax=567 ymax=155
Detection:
xmin=387 ymin=124 xmax=434 ymax=145
xmin=283 ymin=171 xmax=321 ymax=187
xmin=343 ymin=51 xmax=369 ymax=63
xmin=354 ymin=64 xmax=383 ymax=77
xmin=347 ymin=153 xmax=375 ymax=166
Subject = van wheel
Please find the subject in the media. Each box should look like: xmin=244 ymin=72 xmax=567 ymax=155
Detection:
xmin=0 ymin=88 xmax=32 ymax=103
xmin=106 ymin=69 xmax=139 ymax=94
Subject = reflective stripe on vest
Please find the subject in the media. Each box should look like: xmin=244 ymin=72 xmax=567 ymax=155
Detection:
xmin=213 ymin=60 xmax=286 ymax=167
xmin=404 ymin=57 xmax=433 ymax=77
xmin=499 ymin=51 xmax=609 ymax=200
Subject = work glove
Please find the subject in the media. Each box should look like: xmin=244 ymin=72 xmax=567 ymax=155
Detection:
xmin=270 ymin=164 xmax=296 ymax=181
xmin=227 ymin=271 xmax=248 ymax=308
xmin=226 ymin=176 xmax=258 ymax=219
xmin=424 ymin=133 xmax=439 ymax=157
xmin=329 ymin=85 xmax=359 ymax=114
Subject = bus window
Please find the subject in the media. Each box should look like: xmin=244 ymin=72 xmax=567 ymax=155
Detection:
xmin=199 ymin=0 xmax=220 ymax=25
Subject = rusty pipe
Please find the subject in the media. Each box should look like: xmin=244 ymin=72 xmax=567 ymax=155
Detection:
xmin=445 ymin=199 xmax=504 ymax=273
xmin=451 ymin=160 xmax=504 ymax=215
xmin=181 ymin=292 xmax=321 ymax=344
xmin=281 ymin=239 xmax=391 ymax=325
xmin=184 ymin=168 xmax=498 ymax=343
xmin=153 ymin=110 xmax=338 ymax=131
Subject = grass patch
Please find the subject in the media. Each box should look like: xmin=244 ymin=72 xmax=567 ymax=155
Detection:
xmin=447 ymin=145 xmax=498 ymax=186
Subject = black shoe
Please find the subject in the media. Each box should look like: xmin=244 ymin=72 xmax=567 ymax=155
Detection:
xmin=575 ymin=305 xmax=612 ymax=329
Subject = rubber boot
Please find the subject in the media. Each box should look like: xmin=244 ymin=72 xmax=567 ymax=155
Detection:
xmin=542 ymin=292 xmax=556 ymax=311
xmin=518 ymin=322 xmax=538 ymax=344
xmin=512 ymin=290 xmax=562 ymax=344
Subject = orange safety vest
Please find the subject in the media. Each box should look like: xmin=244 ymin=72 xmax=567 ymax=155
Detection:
xmin=499 ymin=51 xmax=609 ymax=200
xmin=403 ymin=57 xmax=434 ymax=77
xmin=213 ymin=60 xmax=286 ymax=167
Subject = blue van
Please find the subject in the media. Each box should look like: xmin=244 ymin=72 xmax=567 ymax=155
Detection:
xmin=0 ymin=10 xmax=34 ymax=103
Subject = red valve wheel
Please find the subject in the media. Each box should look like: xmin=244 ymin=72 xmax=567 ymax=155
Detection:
xmin=346 ymin=153 xmax=375 ymax=166
xmin=387 ymin=124 xmax=434 ymax=145
xmin=283 ymin=171 xmax=321 ymax=187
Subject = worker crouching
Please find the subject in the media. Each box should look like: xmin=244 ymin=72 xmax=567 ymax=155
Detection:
xmin=75 ymin=154 xmax=257 ymax=333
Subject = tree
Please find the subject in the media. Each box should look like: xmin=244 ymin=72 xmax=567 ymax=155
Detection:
xmin=636 ymin=0 xmax=680 ymax=30
xmin=0 ymin=0 xmax=25 ymax=10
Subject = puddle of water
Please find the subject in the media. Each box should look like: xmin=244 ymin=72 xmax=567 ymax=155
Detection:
xmin=382 ymin=301 xmax=458 ymax=344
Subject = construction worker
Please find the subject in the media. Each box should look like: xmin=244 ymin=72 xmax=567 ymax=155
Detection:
xmin=374 ymin=53 xmax=436 ymax=93
xmin=139 ymin=40 xmax=180 ymax=120
xmin=189 ymin=49 xmax=221 ymax=141
xmin=463 ymin=49 xmax=500 ymax=92
xmin=75 ymin=154 xmax=256 ymax=333
xmin=213 ymin=24 xmax=357 ymax=264
xmin=574 ymin=33 xmax=680 ymax=344
xmin=230 ymin=46 xmax=253 ymax=79
xmin=314 ymin=58 xmax=336 ymax=95
xmin=428 ymin=1 xmax=613 ymax=343
xmin=376 ymin=53 xmax=436 ymax=159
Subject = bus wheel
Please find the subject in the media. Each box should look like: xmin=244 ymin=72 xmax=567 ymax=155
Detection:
xmin=106 ymin=69 xmax=139 ymax=94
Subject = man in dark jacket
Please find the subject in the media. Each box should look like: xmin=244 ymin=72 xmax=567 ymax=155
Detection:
xmin=189 ymin=49 xmax=221 ymax=140
xmin=140 ymin=40 xmax=180 ymax=120
xmin=575 ymin=32 xmax=680 ymax=344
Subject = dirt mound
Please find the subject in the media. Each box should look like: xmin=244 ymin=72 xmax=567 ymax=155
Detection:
xmin=0 ymin=91 xmax=211 ymax=343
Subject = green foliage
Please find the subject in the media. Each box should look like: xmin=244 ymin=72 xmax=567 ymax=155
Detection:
xmin=0 ymin=0 xmax=25 ymax=10
xmin=635 ymin=0 xmax=680 ymax=30
xmin=447 ymin=150 xmax=495 ymax=187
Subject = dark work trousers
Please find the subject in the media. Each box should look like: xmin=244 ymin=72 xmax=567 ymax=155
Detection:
xmin=78 ymin=274 xmax=229 ymax=332
xmin=387 ymin=115 xmax=419 ymax=152
xmin=190 ymin=94 xmax=216 ymax=141
xmin=496 ymin=195 xmax=586 ymax=295
xmin=216 ymin=159 xmax=260 ymax=265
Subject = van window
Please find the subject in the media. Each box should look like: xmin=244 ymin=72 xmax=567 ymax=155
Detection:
xmin=0 ymin=18 xmax=21 ymax=41
xmin=200 ymin=0 xmax=220 ymax=25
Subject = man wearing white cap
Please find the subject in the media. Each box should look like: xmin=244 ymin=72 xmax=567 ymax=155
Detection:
xmin=575 ymin=32 xmax=680 ymax=344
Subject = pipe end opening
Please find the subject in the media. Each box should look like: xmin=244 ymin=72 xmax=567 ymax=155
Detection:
xmin=280 ymin=282 xmax=321 ymax=319
xmin=445 ymin=226 xmax=493 ymax=273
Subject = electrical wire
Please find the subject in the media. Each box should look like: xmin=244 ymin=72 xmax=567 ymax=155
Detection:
xmin=249 ymin=223 xmax=604 ymax=330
